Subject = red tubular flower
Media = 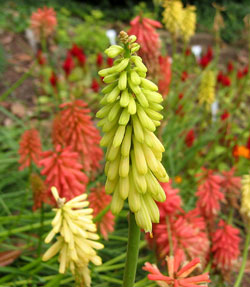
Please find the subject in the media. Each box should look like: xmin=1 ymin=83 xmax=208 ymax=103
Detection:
xmin=18 ymin=129 xmax=42 ymax=171
xmin=96 ymin=52 xmax=103 ymax=67
xmin=196 ymin=168 xmax=224 ymax=219
xmin=49 ymin=71 xmax=57 ymax=87
xmin=30 ymin=6 xmax=57 ymax=38
xmin=221 ymin=75 xmax=231 ymax=87
xmin=63 ymin=54 xmax=74 ymax=77
xmin=69 ymin=44 xmax=86 ymax=66
xmin=88 ymin=185 xmax=114 ymax=240
xmin=227 ymin=61 xmax=234 ymax=73
xmin=29 ymin=173 xmax=48 ymax=211
xmin=199 ymin=46 xmax=213 ymax=68
xmin=143 ymin=249 xmax=210 ymax=287
xmin=91 ymin=78 xmax=100 ymax=92
xmin=212 ymin=220 xmax=240 ymax=272
xmin=158 ymin=181 xmax=182 ymax=218
xmin=39 ymin=145 xmax=88 ymax=201
xmin=185 ymin=129 xmax=195 ymax=147
xmin=128 ymin=15 xmax=162 ymax=74
xmin=220 ymin=168 xmax=241 ymax=208
xmin=181 ymin=71 xmax=188 ymax=82
xmin=158 ymin=55 xmax=172 ymax=97
xmin=37 ymin=50 xmax=45 ymax=66
xmin=52 ymin=100 xmax=103 ymax=173
xmin=217 ymin=71 xmax=224 ymax=83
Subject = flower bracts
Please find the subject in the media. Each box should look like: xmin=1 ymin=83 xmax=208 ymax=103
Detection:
xmin=97 ymin=32 xmax=169 ymax=233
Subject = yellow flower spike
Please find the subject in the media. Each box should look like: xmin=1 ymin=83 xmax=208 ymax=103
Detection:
xmin=181 ymin=5 xmax=196 ymax=43
xmin=198 ymin=69 xmax=216 ymax=110
xmin=42 ymin=187 xmax=103 ymax=287
xmin=241 ymin=174 xmax=250 ymax=220
xmin=97 ymin=31 xmax=169 ymax=233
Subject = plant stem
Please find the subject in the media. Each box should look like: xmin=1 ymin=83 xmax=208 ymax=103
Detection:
xmin=122 ymin=212 xmax=141 ymax=287
xmin=234 ymin=227 xmax=250 ymax=287
xmin=37 ymin=202 xmax=45 ymax=257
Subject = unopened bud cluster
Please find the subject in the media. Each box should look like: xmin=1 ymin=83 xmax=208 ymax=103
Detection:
xmin=42 ymin=187 xmax=103 ymax=287
xmin=97 ymin=32 xmax=169 ymax=233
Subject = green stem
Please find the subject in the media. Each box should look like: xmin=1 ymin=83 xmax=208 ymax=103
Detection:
xmin=234 ymin=227 xmax=250 ymax=287
xmin=122 ymin=212 xmax=141 ymax=287
xmin=37 ymin=202 xmax=45 ymax=257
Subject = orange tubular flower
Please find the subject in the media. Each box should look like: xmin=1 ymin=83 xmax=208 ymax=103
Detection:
xmin=52 ymin=100 xmax=103 ymax=173
xmin=196 ymin=168 xmax=223 ymax=219
xmin=143 ymin=249 xmax=210 ymax=287
xmin=88 ymin=185 xmax=115 ymax=240
xmin=39 ymin=145 xmax=88 ymax=202
xmin=30 ymin=7 xmax=57 ymax=39
xmin=212 ymin=220 xmax=240 ymax=272
xmin=158 ymin=55 xmax=172 ymax=97
xmin=128 ymin=15 xmax=162 ymax=74
xmin=18 ymin=129 xmax=42 ymax=171
xmin=233 ymin=145 xmax=250 ymax=159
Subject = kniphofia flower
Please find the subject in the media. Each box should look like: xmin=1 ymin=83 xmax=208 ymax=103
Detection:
xmin=39 ymin=145 xmax=88 ymax=201
xmin=241 ymin=174 xmax=250 ymax=219
xmin=212 ymin=220 xmax=240 ymax=272
xmin=43 ymin=187 xmax=103 ymax=287
xmin=53 ymin=100 xmax=103 ymax=173
xmin=18 ymin=129 xmax=42 ymax=170
xmin=198 ymin=70 xmax=215 ymax=110
xmin=91 ymin=78 xmax=100 ymax=93
xmin=63 ymin=54 xmax=74 ymax=77
xmin=128 ymin=15 xmax=162 ymax=74
xmin=181 ymin=5 xmax=196 ymax=43
xmin=88 ymin=185 xmax=114 ymax=240
xmin=196 ymin=168 xmax=223 ymax=219
xmin=158 ymin=55 xmax=172 ymax=97
xmin=30 ymin=7 xmax=57 ymax=39
xmin=143 ymin=249 xmax=210 ymax=287
xmin=185 ymin=129 xmax=195 ymax=147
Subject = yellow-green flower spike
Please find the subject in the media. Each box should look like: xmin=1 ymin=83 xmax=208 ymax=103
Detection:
xmin=97 ymin=31 xmax=169 ymax=233
xmin=198 ymin=69 xmax=215 ymax=110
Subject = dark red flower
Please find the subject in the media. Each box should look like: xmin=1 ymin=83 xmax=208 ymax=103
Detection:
xmin=69 ymin=44 xmax=83 ymax=57
xmin=107 ymin=57 xmax=113 ymax=67
xmin=217 ymin=71 xmax=224 ymax=83
xmin=37 ymin=50 xmax=45 ymax=65
xmin=199 ymin=46 xmax=213 ymax=68
xmin=221 ymin=110 xmax=229 ymax=121
xmin=178 ymin=93 xmax=184 ymax=100
xmin=185 ymin=47 xmax=191 ymax=56
xmin=181 ymin=71 xmax=188 ymax=82
xmin=63 ymin=54 xmax=74 ymax=76
xmin=91 ymin=78 xmax=100 ymax=93
xmin=49 ymin=71 xmax=57 ymax=87
xmin=221 ymin=75 xmax=231 ymax=86
xmin=96 ymin=52 xmax=103 ymax=67
xmin=227 ymin=61 xmax=234 ymax=73
xmin=185 ymin=129 xmax=195 ymax=147
xmin=243 ymin=65 xmax=249 ymax=75
xmin=237 ymin=70 xmax=243 ymax=79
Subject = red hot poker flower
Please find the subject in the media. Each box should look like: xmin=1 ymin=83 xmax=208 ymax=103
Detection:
xmin=196 ymin=168 xmax=223 ymax=219
xmin=227 ymin=61 xmax=234 ymax=73
xmin=53 ymin=100 xmax=103 ymax=173
xmin=199 ymin=46 xmax=213 ymax=68
xmin=212 ymin=220 xmax=240 ymax=272
xmin=69 ymin=44 xmax=86 ymax=66
xmin=221 ymin=110 xmax=229 ymax=121
xmin=181 ymin=71 xmax=188 ymax=82
xmin=88 ymin=185 xmax=114 ymax=240
xmin=185 ymin=129 xmax=195 ymax=147
xmin=39 ymin=145 xmax=88 ymax=201
xmin=96 ymin=53 xmax=103 ymax=67
xmin=158 ymin=55 xmax=172 ymax=97
xmin=91 ymin=78 xmax=100 ymax=93
xmin=18 ymin=129 xmax=42 ymax=170
xmin=143 ymin=249 xmax=210 ymax=287
xmin=106 ymin=57 xmax=113 ymax=67
xmin=221 ymin=75 xmax=231 ymax=87
xmin=49 ymin=71 xmax=57 ymax=87
xmin=63 ymin=54 xmax=74 ymax=77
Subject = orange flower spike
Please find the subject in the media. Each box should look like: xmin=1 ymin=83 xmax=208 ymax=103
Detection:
xmin=18 ymin=129 xmax=42 ymax=170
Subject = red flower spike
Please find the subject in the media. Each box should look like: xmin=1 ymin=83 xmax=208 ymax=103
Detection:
xmin=18 ymin=129 xmax=42 ymax=170
xmin=158 ymin=55 xmax=172 ymax=97
xmin=217 ymin=71 xmax=224 ymax=83
xmin=196 ymin=168 xmax=223 ymax=219
xmin=39 ymin=145 xmax=88 ymax=201
xmin=63 ymin=54 xmax=74 ymax=77
xmin=37 ymin=50 xmax=45 ymax=66
xmin=143 ymin=249 xmax=210 ymax=287
xmin=199 ymin=47 xmax=213 ymax=68
xmin=88 ymin=185 xmax=114 ymax=240
xmin=237 ymin=69 xmax=243 ymax=79
xmin=243 ymin=65 xmax=249 ymax=75
xmin=158 ymin=181 xmax=182 ymax=217
xmin=220 ymin=168 xmax=241 ymax=208
xmin=128 ymin=15 xmax=162 ymax=74
xmin=181 ymin=71 xmax=188 ymax=82
xmin=221 ymin=110 xmax=229 ymax=121
xmin=91 ymin=78 xmax=100 ymax=93
xmin=52 ymin=100 xmax=103 ymax=173
xmin=212 ymin=220 xmax=240 ymax=272
xmin=221 ymin=75 xmax=231 ymax=87
xmin=107 ymin=57 xmax=114 ymax=67
xmin=96 ymin=52 xmax=103 ymax=67
xmin=69 ymin=44 xmax=83 ymax=57
xmin=227 ymin=61 xmax=234 ymax=73
xmin=185 ymin=129 xmax=195 ymax=148
xmin=49 ymin=71 xmax=57 ymax=87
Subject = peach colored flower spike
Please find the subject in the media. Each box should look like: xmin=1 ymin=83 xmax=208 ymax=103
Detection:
xmin=18 ymin=129 xmax=42 ymax=170
xmin=30 ymin=6 xmax=57 ymax=39
xmin=143 ymin=249 xmax=210 ymax=287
